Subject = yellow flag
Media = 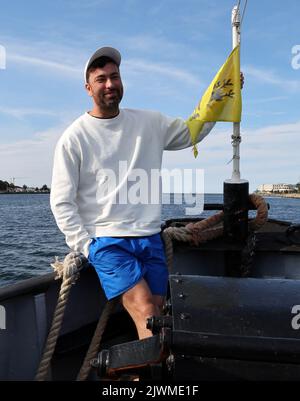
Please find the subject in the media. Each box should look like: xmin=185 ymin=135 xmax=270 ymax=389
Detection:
xmin=186 ymin=45 xmax=242 ymax=157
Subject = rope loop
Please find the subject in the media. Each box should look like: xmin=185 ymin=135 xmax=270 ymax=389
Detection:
xmin=162 ymin=194 xmax=268 ymax=271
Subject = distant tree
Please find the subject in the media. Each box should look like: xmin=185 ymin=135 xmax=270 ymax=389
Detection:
xmin=296 ymin=183 xmax=300 ymax=193
xmin=35 ymin=187 xmax=39 ymax=192
xmin=0 ymin=180 xmax=8 ymax=191
xmin=40 ymin=184 xmax=49 ymax=192
xmin=23 ymin=185 xmax=28 ymax=192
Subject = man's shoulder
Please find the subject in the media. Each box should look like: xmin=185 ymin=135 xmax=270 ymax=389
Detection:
xmin=59 ymin=114 xmax=88 ymax=141
xmin=122 ymin=108 xmax=163 ymax=120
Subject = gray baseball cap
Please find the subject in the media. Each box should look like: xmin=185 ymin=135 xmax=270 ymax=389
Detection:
xmin=84 ymin=46 xmax=121 ymax=83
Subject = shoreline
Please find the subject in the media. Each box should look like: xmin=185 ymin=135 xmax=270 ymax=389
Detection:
xmin=257 ymin=192 xmax=300 ymax=199
xmin=0 ymin=191 xmax=50 ymax=195
xmin=1 ymin=191 xmax=300 ymax=199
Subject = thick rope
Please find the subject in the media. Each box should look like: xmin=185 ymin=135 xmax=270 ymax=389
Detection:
xmin=76 ymin=298 xmax=118 ymax=381
xmin=161 ymin=230 xmax=174 ymax=272
xmin=162 ymin=194 xmax=268 ymax=271
xmin=248 ymin=193 xmax=269 ymax=230
xmin=186 ymin=211 xmax=224 ymax=246
xmin=162 ymin=211 xmax=224 ymax=272
xmin=35 ymin=252 xmax=87 ymax=381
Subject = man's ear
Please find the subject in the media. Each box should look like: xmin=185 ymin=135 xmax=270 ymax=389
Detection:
xmin=85 ymin=82 xmax=92 ymax=97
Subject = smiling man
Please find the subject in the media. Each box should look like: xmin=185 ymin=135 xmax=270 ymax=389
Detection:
xmin=50 ymin=46 xmax=215 ymax=339
xmin=85 ymin=52 xmax=124 ymax=118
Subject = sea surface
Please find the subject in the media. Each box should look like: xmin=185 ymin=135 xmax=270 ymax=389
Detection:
xmin=0 ymin=193 xmax=299 ymax=288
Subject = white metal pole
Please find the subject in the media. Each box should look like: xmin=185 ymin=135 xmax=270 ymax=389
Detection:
xmin=231 ymin=5 xmax=241 ymax=182
xmin=223 ymin=5 xmax=249 ymax=244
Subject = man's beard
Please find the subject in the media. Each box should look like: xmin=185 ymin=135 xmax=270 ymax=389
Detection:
xmin=98 ymin=88 xmax=123 ymax=113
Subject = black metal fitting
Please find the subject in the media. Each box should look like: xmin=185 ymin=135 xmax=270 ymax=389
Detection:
xmin=162 ymin=299 xmax=172 ymax=314
xmin=147 ymin=316 xmax=173 ymax=334
xmin=91 ymin=349 xmax=109 ymax=377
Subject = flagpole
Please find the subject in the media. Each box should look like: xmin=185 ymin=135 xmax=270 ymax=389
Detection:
xmin=223 ymin=4 xmax=249 ymax=274
xmin=231 ymin=5 xmax=241 ymax=181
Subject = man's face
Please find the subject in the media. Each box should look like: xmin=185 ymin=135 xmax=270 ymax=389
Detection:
xmin=85 ymin=62 xmax=123 ymax=117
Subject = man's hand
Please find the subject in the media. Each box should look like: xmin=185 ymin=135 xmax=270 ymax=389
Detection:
xmin=240 ymin=71 xmax=244 ymax=89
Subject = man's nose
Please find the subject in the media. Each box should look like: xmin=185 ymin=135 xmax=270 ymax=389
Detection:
xmin=106 ymin=79 xmax=114 ymax=88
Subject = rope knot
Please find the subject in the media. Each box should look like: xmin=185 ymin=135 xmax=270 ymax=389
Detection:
xmin=51 ymin=252 xmax=88 ymax=284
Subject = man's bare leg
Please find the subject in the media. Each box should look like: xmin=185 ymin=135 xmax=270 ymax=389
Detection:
xmin=121 ymin=279 xmax=160 ymax=339
xmin=153 ymin=295 xmax=165 ymax=313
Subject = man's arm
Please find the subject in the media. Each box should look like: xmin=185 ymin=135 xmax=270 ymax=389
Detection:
xmin=163 ymin=114 xmax=215 ymax=151
xmin=50 ymin=136 xmax=91 ymax=257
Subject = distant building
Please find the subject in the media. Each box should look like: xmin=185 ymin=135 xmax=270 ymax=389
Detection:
xmin=258 ymin=184 xmax=273 ymax=192
xmin=258 ymin=183 xmax=295 ymax=193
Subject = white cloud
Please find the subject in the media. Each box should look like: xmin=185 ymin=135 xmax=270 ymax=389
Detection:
xmin=162 ymin=120 xmax=300 ymax=192
xmin=9 ymin=53 xmax=81 ymax=77
xmin=246 ymin=96 xmax=289 ymax=103
xmin=5 ymin=36 xmax=202 ymax=89
xmin=124 ymin=59 xmax=201 ymax=87
xmin=243 ymin=111 xmax=286 ymax=118
xmin=0 ymin=106 xmax=58 ymax=119
xmin=64 ymin=0 xmax=107 ymax=8
xmin=10 ymin=53 xmax=200 ymax=88
xmin=0 ymin=126 xmax=63 ymax=187
xmin=243 ymin=65 xmax=300 ymax=92
xmin=243 ymin=120 xmax=300 ymax=138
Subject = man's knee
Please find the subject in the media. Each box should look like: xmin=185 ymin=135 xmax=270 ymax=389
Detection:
xmin=123 ymin=295 xmax=157 ymax=318
xmin=121 ymin=279 xmax=161 ymax=319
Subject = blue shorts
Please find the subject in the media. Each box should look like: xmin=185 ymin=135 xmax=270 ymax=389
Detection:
xmin=88 ymin=233 xmax=168 ymax=300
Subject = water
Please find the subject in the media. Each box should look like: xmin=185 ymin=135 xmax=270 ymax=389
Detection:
xmin=0 ymin=193 xmax=299 ymax=288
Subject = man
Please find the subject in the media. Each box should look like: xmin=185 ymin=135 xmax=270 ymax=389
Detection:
xmin=50 ymin=46 xmax=215 ymax=339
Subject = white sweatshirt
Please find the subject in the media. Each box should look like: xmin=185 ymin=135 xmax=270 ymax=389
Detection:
xmin=50 ymin=109 xmax=214 ymax=257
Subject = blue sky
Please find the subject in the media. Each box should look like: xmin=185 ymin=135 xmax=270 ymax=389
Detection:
xmin=0 ymin=0 xmax=299 ymax=192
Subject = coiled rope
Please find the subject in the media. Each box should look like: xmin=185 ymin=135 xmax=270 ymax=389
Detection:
xmin=162 ymin=194 xmax=268 ymax=271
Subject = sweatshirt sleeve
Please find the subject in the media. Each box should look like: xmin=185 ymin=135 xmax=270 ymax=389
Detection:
xmin=162 ymin=114 xmax=215 ymax=151
xmin=50 ymin=134 xmax=91 ymax=257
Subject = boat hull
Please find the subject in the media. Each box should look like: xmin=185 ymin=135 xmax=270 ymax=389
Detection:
xmin=0 ymin=218 xmax=300 ymax=380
